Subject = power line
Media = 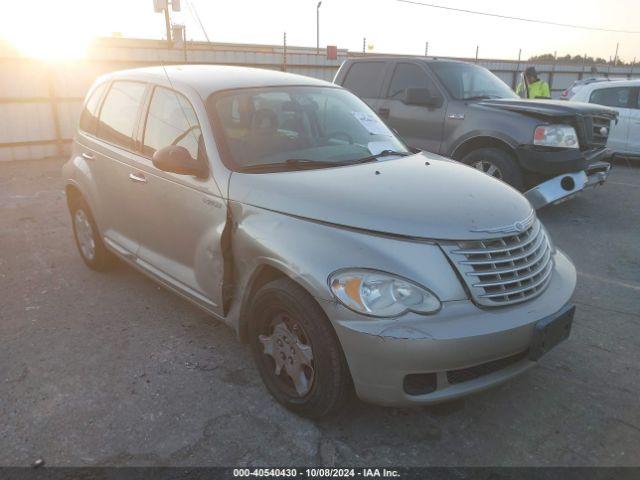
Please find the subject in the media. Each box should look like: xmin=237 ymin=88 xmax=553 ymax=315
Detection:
xmin=185 ymin=0 xmax=211 ymax=43
xmin=397 ymin=0 xmax=640 ymax=34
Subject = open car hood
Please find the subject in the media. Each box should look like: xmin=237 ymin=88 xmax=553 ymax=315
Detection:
xmin=229 ymin=152 xmax=534 ymax=241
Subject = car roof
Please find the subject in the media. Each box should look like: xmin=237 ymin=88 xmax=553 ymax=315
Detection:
xmin=580 ymin=79 xmax=640 ymax=90
xmin=346 ymin=56 xmax=471 ymax=66
xmin=96 ymin=64 xmax=334 ymax=98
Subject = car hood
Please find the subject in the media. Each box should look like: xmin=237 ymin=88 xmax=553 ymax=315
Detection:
xmin=478 ymin=98 xmax=618 ymax=120
xmin=229 ymin=152 xmax=534 ymax=241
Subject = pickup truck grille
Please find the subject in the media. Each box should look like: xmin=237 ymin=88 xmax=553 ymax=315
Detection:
xmin=440 ymin=219 xmax=553 ymax=307
xmin=582 ymin=114 xmax=612 ymax=149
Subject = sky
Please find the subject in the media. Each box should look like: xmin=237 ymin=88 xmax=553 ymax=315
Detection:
xmin=1 ymin=0 xmax=639 ymax=61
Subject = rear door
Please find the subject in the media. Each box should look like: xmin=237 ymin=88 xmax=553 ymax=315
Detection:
xmin=588 ymin=85 xmax=633 ymax=153
xmin=339 ymin=60 xmax=388 ymax=112
xmin=376 ymin=62 xmax=446 ymax=153
xmin=134 ymin=85 xmax=227 ymax=316
xmin=623 ymin=87 xmax=640 ymax=154
xmin=91 ymin=80 xmax=149 ymax=257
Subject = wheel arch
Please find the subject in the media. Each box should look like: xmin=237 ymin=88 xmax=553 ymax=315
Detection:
xmin=450 ymin=135 xmax=518 ymax=162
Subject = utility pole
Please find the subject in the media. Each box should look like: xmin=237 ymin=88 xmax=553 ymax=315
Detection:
xmin=283 ymin=32 xmax=287 ymax=72
xmin=614 ymin=42 xmax=619 ymax=67
xmin=424 ymin=41 xmax=429 ymax=57
xmin=316 ymin=1 xmax=322 ymax=54
xmin=475 ymin=45 xmax=479 ymax=63
xmin=363 ymin=37 xmax=366 ymax=55
xmin=164 ymin=3 xmax=172 ymax=47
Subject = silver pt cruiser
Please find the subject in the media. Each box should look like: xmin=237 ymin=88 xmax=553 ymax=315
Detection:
xmin=63 ymin=65 xmax=576 ymax=418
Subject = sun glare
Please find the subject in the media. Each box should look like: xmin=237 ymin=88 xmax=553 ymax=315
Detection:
xmin=2 ymin=0 xmax=95 ymax=60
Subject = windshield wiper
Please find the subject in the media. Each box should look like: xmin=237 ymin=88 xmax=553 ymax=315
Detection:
xmin=349 ymin=149 xmax=411 ymax=164
xmin=239 ymin=158 xmax=344 ymax=173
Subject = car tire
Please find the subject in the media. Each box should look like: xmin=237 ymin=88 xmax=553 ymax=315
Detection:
xmin=69 ymin=196 xmax=114 ymax=271
xmin=248 ymin=277 xmax=352 ymax=418
xmin=462 ymin=147 xmax=524 ymax=190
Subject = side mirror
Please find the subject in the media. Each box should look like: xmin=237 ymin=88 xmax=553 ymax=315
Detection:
xmin=152 ymin=145 xmax=208 ymax=178
xmin=403 ymin=87 xmax=443 ymax=108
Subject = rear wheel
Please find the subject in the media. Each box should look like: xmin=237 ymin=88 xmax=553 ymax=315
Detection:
xmin=249 ymin=278 xmax=352 ymax=418
xmin=462 ymin=147 xmax=524 ymax=190
xmin=69 ymin=196 xmax=114 ymax=271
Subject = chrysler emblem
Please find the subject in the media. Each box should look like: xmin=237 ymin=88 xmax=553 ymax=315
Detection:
xmin=471 ymin=210 xmax=535 ymax=235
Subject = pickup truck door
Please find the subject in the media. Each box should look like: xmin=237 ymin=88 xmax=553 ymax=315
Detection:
xmin=376 ymin=62 xmax=446 ymax=153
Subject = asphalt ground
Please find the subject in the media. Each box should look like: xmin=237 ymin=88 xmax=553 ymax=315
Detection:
xmin=1 ymin=158 xmax=639 ymax=466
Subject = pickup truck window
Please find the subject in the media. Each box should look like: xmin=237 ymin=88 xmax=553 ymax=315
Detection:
xmin=387 ymin=63 xmax=435 ymax=99
xmin=342 ymin=62 xmax=386 ymax=99
xmin=210 ymin=86 xmax=408 ymax=172
xmin=589 ymin=87 xmax=631 ymax=108
xmin=430 ymin=62 xmax=517 ymax=100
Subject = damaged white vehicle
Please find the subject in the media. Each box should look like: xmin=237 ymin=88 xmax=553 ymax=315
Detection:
xmin=63 ymin=66 xmax=577 ymax=418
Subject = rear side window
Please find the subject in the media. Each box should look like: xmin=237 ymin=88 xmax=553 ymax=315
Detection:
xmin=142 ymin=87 xmax=203 ymax=161
xmin=97 ymin=81 xmax=147 ymax=150
xmin=589 ymin=87 xmax=631 ymax=108
xmin=387 ymin=63 xmax=433 ymax=99
xmin=79 ymin=82 xmax=107 ymax=135
xmin=342 ymin=62 xmax=386 ymax=99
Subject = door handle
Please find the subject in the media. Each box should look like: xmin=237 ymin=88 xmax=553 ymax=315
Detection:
xmin=81 ymin=152 xmax=94 ymax=161
xmin=378 ymin=107 xmax=390 ymax=118
xmin=128 ymin=172 xmax=147 ymax=184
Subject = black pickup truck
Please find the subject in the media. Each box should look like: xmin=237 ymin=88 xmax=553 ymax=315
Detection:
xmin=334 ymin=57 xmax=618 ymax=208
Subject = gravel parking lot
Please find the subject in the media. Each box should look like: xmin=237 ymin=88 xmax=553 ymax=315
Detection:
xmin=1 ymin=158 xmax=639 ymax=467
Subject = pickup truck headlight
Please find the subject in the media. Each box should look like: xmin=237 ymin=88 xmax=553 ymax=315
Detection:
xmin=329 ymin=269 xmax=441 ymax=317
xmin=533 ymin=125 xmax=579 ymax=149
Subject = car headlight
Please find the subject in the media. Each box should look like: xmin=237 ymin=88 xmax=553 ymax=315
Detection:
xmin=533 ymin=124 xmax=579 ymax=149
xmin=328 ymin=269 xmax=441 ymax=317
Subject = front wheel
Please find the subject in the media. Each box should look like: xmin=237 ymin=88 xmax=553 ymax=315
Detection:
xmin=70 ymin=196 xmax=114 ymax=271
xmin=462 ymin=147 xmax=524 ymax=190
xmin=248 ymin=278 xmax=352 ymax=418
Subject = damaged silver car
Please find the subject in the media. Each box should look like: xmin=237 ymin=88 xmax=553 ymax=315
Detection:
xmin=63 ymin=66 xmax=577 ymax=418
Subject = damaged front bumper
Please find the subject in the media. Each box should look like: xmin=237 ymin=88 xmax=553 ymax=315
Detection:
xmin=524 ymin=161 xmax=611 ymax=209
xmin=319 ymin=250 xmax=576 ymax=407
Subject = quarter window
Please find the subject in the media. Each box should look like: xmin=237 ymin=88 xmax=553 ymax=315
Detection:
xmin=79 ymin=82 xmax=108 ymax=135
xmin=96 ymin=81 xmax=147 ymax=149
xmin=387 ymin=63 xmax=433 ymax=99
xmin=589 ymin=87 xmax=631 ymax=108
xmin=342 ymin=62 xmax=386 ymax=99
xmin=143 ymin=87 xmax=203 ymax=161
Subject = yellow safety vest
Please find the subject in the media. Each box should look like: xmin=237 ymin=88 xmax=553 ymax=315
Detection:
xmin=516 ymin=79 xmax=551 ymax=99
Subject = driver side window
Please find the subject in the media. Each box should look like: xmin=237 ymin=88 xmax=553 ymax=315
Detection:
xmin=387 ymin=63 xmax=434 ymax=99
xmin=143 ymin=86 xmax=203 ymax=160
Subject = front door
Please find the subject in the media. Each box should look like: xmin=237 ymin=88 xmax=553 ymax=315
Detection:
xmin=623 ymin=88 xmax=640 ymax=155
xmin=133 ymin=86 xmax=227 ymax=316
xmin=377 ymin=62 xmax=446 ymax=153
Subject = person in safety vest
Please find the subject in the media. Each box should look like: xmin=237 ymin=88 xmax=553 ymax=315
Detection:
xmin=516 ymin=66 xmax=551 ymax=99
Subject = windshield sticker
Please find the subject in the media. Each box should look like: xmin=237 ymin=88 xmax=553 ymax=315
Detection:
xmin=367 ymin=141 xmax=398 ymax=156
xmin=352 ymin=111 xmax=390 ymax=136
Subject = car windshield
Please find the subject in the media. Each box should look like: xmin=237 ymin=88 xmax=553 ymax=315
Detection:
xmin=430 ymin=62 xmax=518 ymax=100
xmin=208 ymin=86 xmax=410 ymax=172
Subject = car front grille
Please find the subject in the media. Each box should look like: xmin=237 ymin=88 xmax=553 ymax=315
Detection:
xmin=440 ymin=216 xmax=553 ymax=307
xmin=582 ymin=114 xmax=612 ymax=149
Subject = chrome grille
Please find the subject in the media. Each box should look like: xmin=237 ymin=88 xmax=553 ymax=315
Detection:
xmin=441 ymin=219 xmax=553 ymax=307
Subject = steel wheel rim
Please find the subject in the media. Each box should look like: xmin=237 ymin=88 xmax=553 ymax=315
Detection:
xmin=74 ymin=209 xmax=96 ymax=261
xmin=258 ymin=311 xmax=315 ymax=398
xmin=473 ymin=160 xmax=503 ymax=179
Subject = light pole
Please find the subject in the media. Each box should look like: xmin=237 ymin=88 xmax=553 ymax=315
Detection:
xmin=316 ymin=1 xmax=322 ymax=54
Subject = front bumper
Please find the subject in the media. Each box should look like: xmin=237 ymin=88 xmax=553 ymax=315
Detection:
xmin=320 ymin=249 xmax=576 ymax=407
xmin=524 ymin=161 xmax=611 ymax=209
xmin=516 ymin=145 xmax=611 ymax=176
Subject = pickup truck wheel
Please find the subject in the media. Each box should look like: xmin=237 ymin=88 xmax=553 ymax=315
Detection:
xmin=70 ymin=197 xmax=114 ymax=271
xmin=462 ymin=147 xmax=524 ymax=190
xmin=249 ymin=278 xmax=352 ymax=418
